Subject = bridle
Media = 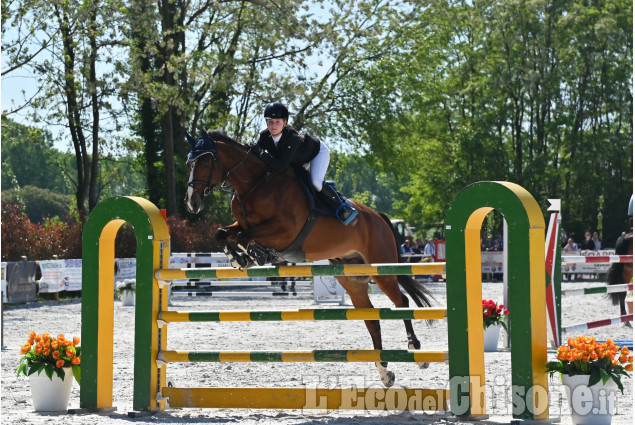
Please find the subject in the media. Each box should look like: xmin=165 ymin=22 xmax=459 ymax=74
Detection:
xmin=187 ymin=152 xmax=221 ymax=199
xmin=186 ymin=138 xmax=275 ymax=229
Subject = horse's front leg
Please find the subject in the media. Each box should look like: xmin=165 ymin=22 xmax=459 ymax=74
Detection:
xmin=235 ymin=221 xmax=288 ymax=266
xmin=216 ymin=224 xmax=253 ymax=268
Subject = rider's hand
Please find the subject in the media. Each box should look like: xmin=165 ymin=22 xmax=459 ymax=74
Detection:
xmin=250 ymin=143 xmax=263 ymax=157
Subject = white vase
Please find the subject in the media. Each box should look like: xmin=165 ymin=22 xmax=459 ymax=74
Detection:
xmin=29 ymin=367 xmax=73 ymax=412
xmin=561 ymin=373 xmax=618 ymax=425
xmin=120 ymin=290 xmax=135 ymax=306
xmin=483 ymin=323 xmax=500 ymax=352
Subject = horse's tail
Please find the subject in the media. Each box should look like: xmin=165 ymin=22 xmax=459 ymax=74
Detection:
xmin=378 ymin=212 xmax=433 ymax=308
xmin=606 ymin=233 xmax=633 ymax=306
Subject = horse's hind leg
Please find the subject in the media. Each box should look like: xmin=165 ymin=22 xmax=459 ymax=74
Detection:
xmin=372 ymin=275 xmax=429 ymax=370
xmin=337 ymin=276 xmax=395 ymax=387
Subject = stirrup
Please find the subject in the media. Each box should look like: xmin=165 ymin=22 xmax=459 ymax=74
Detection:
xmin=336 ymin=204 xmax=358 ymax=226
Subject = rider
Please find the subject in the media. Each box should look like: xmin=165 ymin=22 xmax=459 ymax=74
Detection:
xmin=251 ymin=101 xmax=358 ymax=226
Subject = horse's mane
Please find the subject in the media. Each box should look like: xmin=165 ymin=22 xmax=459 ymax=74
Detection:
xmin=208 ymin=129 xmax=248 ymax=151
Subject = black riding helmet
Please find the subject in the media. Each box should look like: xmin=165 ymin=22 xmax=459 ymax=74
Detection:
xmin=264 ymin=101 xmax=289 ymax=121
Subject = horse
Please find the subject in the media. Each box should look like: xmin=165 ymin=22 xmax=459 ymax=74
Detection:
xmin=184 ymin=130 xmax=433 ymax=387
xmin=607 ymin=232 xmax=633 ymax=319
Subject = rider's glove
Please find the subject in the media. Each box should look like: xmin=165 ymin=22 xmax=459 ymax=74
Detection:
xmin=250 ymin=143 xmax=263 ymax=157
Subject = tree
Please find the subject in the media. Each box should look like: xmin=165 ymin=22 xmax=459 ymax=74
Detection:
xmin=1 ymin=118 xmax=71 ymax=193
xmin=333 ymin=0 xmax=632 ymax=243
xmin=2 ymin=0 xmax=126 ymax=219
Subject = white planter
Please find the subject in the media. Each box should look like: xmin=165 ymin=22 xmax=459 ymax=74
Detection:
xmin=562 ymin=373 xmax=618 ymax=425
xmin=483 ymin=323 xmax=500 ymax=352
xmin=120 ymin=290 xmax=135 ymax=306
xmin=29 ymin=367 xmax=73 ymax=412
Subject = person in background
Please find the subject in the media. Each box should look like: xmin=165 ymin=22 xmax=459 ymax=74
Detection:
xmin=581 ymin=232 xmax=595 ymax=250
xmin=412 ymin=239 xmax=424 ymax=255
xmin=488 ymin=234 xmax=503 ymax=251
xmin=423 ymin=239 xmax=436 ymax=257
xmin=592 ymin=231 xmax=602 ymax=250
xmin=400 ymin=239 xmax=414 ymax=256
xmin=563 ymin=238 xmax=578 ymax=252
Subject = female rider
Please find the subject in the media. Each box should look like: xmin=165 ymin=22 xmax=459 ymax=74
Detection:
xmin=251 ymin=101 xmax=358 ymax=226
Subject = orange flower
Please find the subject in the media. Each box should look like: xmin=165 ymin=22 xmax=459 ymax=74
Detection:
xmin=621 ymin=346 xmax=630 ymax=354
xmin=34 ymin=334 xmax=41 ymax=342
xmin=51 ymin=340 xmax=59 ymax=350
xmin=42 ymin=348 xmax=50 ymax=357
xmin=52 ymin=351 xmax=61 ymax=359
xmin=606 ymin=338 xmax=614 ymax=346
xmin=20 ymin=344 xmax=31 ymax=355
xmin=27 ymin=338 xmax=35 ymax=345
xmin=626 ymin=364 xmax=633 ymax=372
xmin=56 ymin=359 xmax=65 ymax=368
xmin=29 ymin=331 xmax=36 ymax=339
xmin=628 ymin=355 xmax=633 ymax=363
xmin=42 ymin=333 xmax=50 ymax=342
xmin=619 ymin=354 xmax=628 ymax=364
xmin=57 ymin=334 xmax=65 ymax=342
xmin=71 ymin=356 xmax=81 ymax=365
xmin=66 ymin=348 xmax=75 ymax=358
xmin=73 ymin=337 xmax=80 ymax=347
xmin=35 ymin=345 xmax=42 ymax=354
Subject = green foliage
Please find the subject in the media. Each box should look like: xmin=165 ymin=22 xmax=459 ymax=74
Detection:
xmin=2 ymin=0 xmax=632 ymax=244
xmin=335 ymin=0 xmax=632 ymax=243
xmin=2 ymin=186 xmax=73 ymax=224
xmin=1 ymin=118 xmax=72 ymax=194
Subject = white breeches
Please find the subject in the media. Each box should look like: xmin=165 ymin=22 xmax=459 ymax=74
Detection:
xmin=305 ymin=141 xmax=330 ymax=191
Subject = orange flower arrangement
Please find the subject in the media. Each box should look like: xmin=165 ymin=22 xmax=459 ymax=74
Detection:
xmin=15 ymin=332 xmax=81 ymax=383
xmin=546 ymin=336 xmax=633 ymax=393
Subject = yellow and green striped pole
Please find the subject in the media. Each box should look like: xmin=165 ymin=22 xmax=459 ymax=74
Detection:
xmin=156 ymin=262 xmax=445 ymax=281
xmin=159 ymin=349 xmax=447 ymax=364
xmin=159 ymin=307 xmax=447 ymax=323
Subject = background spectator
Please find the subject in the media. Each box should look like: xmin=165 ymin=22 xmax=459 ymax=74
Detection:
xmin=592 ymin=231 xmax=602 ymax=250
xmin=581 ymin=232 xmax=595 ymax=250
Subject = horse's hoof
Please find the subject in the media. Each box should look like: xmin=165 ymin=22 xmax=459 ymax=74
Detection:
xmin=381 ymin=370 xmax=395 ymax=388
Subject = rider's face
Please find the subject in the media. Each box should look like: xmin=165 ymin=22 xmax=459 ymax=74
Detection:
xmin=266 ymin=118 xmax=286 ymax=137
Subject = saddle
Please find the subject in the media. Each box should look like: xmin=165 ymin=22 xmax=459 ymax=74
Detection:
xmin=278 ymin=167 xmax=352 ymax=262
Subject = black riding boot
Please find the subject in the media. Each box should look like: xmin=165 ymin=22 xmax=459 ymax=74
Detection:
xmin=320 ymin=183 xmax=358 ymax=226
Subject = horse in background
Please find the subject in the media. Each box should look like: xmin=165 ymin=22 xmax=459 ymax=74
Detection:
xmin=607 ymin=232 xmax=633 ymax=319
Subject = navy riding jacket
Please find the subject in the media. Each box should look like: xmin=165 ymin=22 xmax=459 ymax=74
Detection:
xmin=256 ymin=125 xmax=320 ymax=172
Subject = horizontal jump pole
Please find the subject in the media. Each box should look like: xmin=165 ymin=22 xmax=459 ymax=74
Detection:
xmin=199 ymin=281 xmax=311 ymax=286
xmin=562 ymin=314 xmax=633 ymax=333
xmin=158 ymin=349 xmax=448 ymax=364
xmin=156 ymin=262 xmax=446 ymax=281
xmin=170 ymin=291 xmax=312 ymax=297
xmin=561 ymin=284 xmax=633 ymax=296
xmin=171 ymin=280 xmax=312 ymax=286
xmin=161 ymin=387 xmax=450 ymax=411
xmin=158 ymin=307 xmax=447 ymax=323
xmin=560 ymin=255 xmax=633 ymax=264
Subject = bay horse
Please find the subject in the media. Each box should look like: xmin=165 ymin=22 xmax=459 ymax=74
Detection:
xmin=184 ymin=130 xmax=433 ymax=387
xmin=607 ymin=232 xmax=633 ymax=319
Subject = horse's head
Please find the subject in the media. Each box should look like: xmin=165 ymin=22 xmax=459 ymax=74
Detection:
xmin=184 ymin=131 xmax=221 ymax=214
